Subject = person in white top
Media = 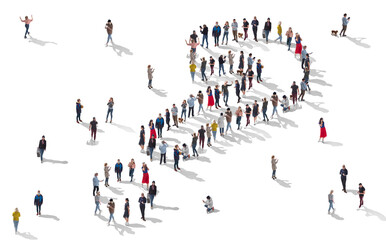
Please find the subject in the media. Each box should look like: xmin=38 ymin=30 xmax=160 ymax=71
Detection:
xmin=202 ymin=196 xmax=214 ymax=213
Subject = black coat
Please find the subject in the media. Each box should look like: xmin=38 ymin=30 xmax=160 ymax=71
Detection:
xmin=38 ymin=140 xmax=46 ymax=150
xmin=264 ymin=22 xmax=271 ymax=31
xmin=149 ymin=185 xmax=157 ymax=195
xmin=148 ymin=139 xmax=156 ymax=148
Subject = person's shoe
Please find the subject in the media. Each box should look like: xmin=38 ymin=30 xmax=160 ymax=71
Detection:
xmin=77 ymin=121 xmax=79 ymax=123
xmin=110 ymin=120 xmax=112 ymax=123
xmin=143 ymin=218 xmax=146 ymax=221
xmin=79 ymin=120 xmax=82 ymax=122
xmin=344 ymin=190 xmax=347 ymax=193
xmin=174 ymin=168 xmax=177 ymax=171
xmin=105 ymin=120 xmax=107 ymax=123
xmin=177 ymin=167 xmax=181 ymax=170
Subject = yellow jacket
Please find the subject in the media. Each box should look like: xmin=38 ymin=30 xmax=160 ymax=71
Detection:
xmin=189 ymin=64 xmax=196 ymax=72
xmin=277 ymin=25 xmax=282 ymax=35
xmin=211 ymin=123 xmax=218 ymax=131
xmin=13 ymin=211 xmax=20 ymax=221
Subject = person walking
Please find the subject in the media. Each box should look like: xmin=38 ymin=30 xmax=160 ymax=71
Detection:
xmin=34 ymin=190 xmax=43 ymax=216
xmin=235 ymin=106 xmax=243 ymax=130
xmin=358 ymin=183 xmax=365 ymax=208
xmin=155 ymin=114 xmax=164 ymax=138
xmin=274 ymin=21 xmax=282 ymax=43
xmin=94 ymin=191 xmax=101 ymax=215
xmin=298 ymin=79 xmax=307 ymax=101
xmin=148 ymin=181 xmax=157 ymax=209
xmin=328 ymin=190 xmax=335 ymax=214
xmin=242 ymin=18 xmax=249 ymax=40
xmin=235 ymin=80 xmax=241 ymax=103
xmin=304 ymin=66 xmax=310 ymax=91
xmin=212 ymin=22 xmax=221 ymax=47
xmin=251 ymin=16 xmax=259 ymax=41
xmin=221 ymin=81 xmax=232 ymax=107
xmin=228 ymin=51 xmax=235 ymax=74
xmin=12 ymin=208 xmax=21 ymax=234
xmin=241 ymin=73 xmax=247 ymax=96
xmin=262 ymin=98 xmax=269 ymax=122
xmin=231 ymin=19 xmax=238 ymax=42
xmin=171 ymin=104 xmax=179 ymax=128
xmin=225 ymin=108 xmax=233 ymax=134
xmin=280 ymin=95 xmax=290 ymax=112
xmin=245 ymin=104 xmax=252 ymax=127
xmin=159 ymin=141 xmax=168 ymax=164
xmin=339 ymin=13 xmax=350 ymax=37
xmin=200 ymin=57 xmax=208 ymax=81
xmin=263 ymin=18 xmax=272 ymax=43
xmin=197 ymin=91 xmax=204 ymax=115
xmin=123 ymin=198 xmax=130 ymax=226
xmin=139 ymin=125 xmax=145 ymax=152
xmin=214 ymin=85 xmax=221 ymax=109
xmin=38 ymin=135 xmax=46 ymax=163
xmin=200 ymin=24 xmax=209 ymax=48
xmin=104 ymin=163 xmax=111 ymax=187
xmin=128 ymin=159 xmax=136 ymax=182
xmin=291 ymin=81 xmax=299 ymax=105
xmin=301 ymin=46 xmax=311 ymax=69
xmin=270 ymin=92 xmax=279 ymax=119
xmin=218 ymin=55 xmax=226 ymax=76
xmin=198 ymin=126 xmax=206 ymax=149
xmin=191 ymin=133 xmax=199 ymax=157
xmin=247 ymin=68 xmax=254 ymax=90
xmin=165 ymin=109 xmax=171 ymax=131
xmin=206 ymin=123 xmax=212 ymax=147
xmin=148 ymin=135 xmax=156 ymax=161
xmin=89 ymin=117 xmax=98 ymax=141
xmin=93 ymin=173 xmax=103 ymax=196
xmin=206 ymin=86 xmax=215 ymax=111
xmin=187 ymin=94 xmax=196 ymax=118
xmin=139 ymin=193 xmax=146 ymax=221
xmin=209 ymin=56 xmax=215 ymax=76
xmin=107 ymin=199 xmax=115 ymax=225
xmin=142 ymin=163 xmax=150 ymax=189
xmin=256 ymin=59 xmax=263 ymax=83
xmin=319 ymin=118 xmax=327 ymax=143
xmin=202 ymin=196 xmax=214 ymax=213
xmin=218 ymin=113 xmax=225 ymax=136
xmin=222 ymin=21 xmax=230 ymax=45
xmin=211 ymin=120 xmax=218 ymax=141
xmin=105 ymin=19 xmax=113 ymax=46
xmin=173 ymin=145 xmax=181 ymax=171
xmin=271 ymin=155 xmax=278 ymax=179
xmin=147 ymin=65 xmax=154 ymax=89
xmin=114 ymin=159 xmax=123 ymax=182
xmin=181 ymin=100 xmax=187 ymax=122
xmin=285 ymin=27 xmax=293 ymax=51
xmin=189 ymin=63 xmax=196 ymax=82
xmin=340 ymin=165 xmax=348 ymax=193
xmin=76 ymin=99 xmax=83 ymax=123
xmin=238 ymin=51 xmax=244 ymax=74
xmin=294 ymin=33 xmax=302 ymax=59
xmin=252 ymin=100 xmax=260 ymax=125
xmin=105 ymin=97 xmax=114 ymax=123
xmin=20 ymin=15 xmax=33 ymax=39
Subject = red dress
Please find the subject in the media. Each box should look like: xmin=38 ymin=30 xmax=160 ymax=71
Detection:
xmin=295 ymin=39 xmax=302 ymax=54
xmin=207 ymin=90 xmax=214 ymax=107
xmin=320 ymin=123 xmax=327 ymax=138
xmin=150 ymin=124 xmax=157 ymax=138
xmin=142 ymin=169 xmax=149 ymax=184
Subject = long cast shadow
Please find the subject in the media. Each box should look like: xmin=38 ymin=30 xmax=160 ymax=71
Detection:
xmin=153 ymin=204 xmax=179 ymax=211
xmin=110 ymin=43 xmax=133 ymax=56
xmin=111 ymin=123 xmax=134 ymax=133
xmin=39 ymin=214 xmax=60 ymax=221
xmin=324 ymin=141 xmax=343 ymax=147
xmin=18 ymin=232 xmax=38 ymax=240
xmin=165 ymin=164 xmax=204 ymax=182
xmin=151 ymin=88 xmax=168 ymax=98
xmin=345 ymin=36 xmax=371 ymax=48
xmin=304 ymin=101 xmax=329 ymax=113
xmin=360 ymin=207 xmax=386 ymax=221
xmin=275 ymin=179 xmax=292 ymax=188
xmin=331 ymin=210 xmax=344 ymax=220
xmin=28 ymin=36 xmax=57 ymax=46
xmin=43 ymin=158 xmax=68 ymax=164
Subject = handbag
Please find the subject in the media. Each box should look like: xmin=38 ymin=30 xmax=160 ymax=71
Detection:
xmin=146 ymin=146 xmax=150 ymax=156
xmin=146 ymin=193 xmax=150 ymax=203
xmin=262 ymin=31 xmax=266 ymax=38
xmin=36 ymin=148 xmax=41 ymax=158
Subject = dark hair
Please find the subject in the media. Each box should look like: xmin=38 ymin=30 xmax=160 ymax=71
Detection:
xmin=183 ymin=143 xmax=187 ymax=147
xmin=359 ymin=183 xmax=362 ymax=185
xmin=249 ymin=53 xmax=252 ymax=56
xmin=319 ymin=118 xmax=324 ymax=124
xmin=220 ymin=113 xmax=223 ymax=116
xmin=283 ymin=95 xmax=287 ymax=99
xmin=227 ymin=108 xmax=230 ymax=110
xmin=141 ymin=125 xmax=144 ymax=129
xmin=152 ymin=181 xmax=155 ymax=183
xmin=109 ymin=198 xmax=113 ymax=202
xmin=273 ymin=92 xmax=276 ymax=95
xmin=344 ymin=13 xmax=347 ymax=16
xmin=206 ymin=196 xmax=211 ymax=199
xmin=108 ymin=19 xmax=111 ymax=22
xmin=125 ymin=198 xmax=129 ymax=201
xmin=240 ymin=51 xmax=244 ymax=54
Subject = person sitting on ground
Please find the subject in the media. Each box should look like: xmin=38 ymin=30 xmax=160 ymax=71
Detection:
xmin=182 ymin=143 xmax=190 ymax=160
xmin=202 ymin=195 xmax=214 ymax=213
xmin=280 ymin=95 xmax=290 ymax=112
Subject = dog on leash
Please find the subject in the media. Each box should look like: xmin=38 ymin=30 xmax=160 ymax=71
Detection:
xmin=238 ymin=33 xmax=243 ymax=39
xmin=178 ymin=118 xmax=184 ymax=124
xmin=331 ymin=30 xmax=338 ymax=36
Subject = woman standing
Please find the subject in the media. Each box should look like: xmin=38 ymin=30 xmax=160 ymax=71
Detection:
xmin=256 ymin=59 xmax=263 ymax=83
xmin=191 ymin=133 xmax=199 ymax=157
xmin=19 ymin=15 xmax=33 ymax=39
xmin=328 ymin=190 xmax=335 ymax=214
xmin=181 ymin=100 xmax=187 ymax=122
xmin=211 ymin=120 xmax=218 ymax=141
xmin=76 ymin=99 xmax=83 ymax=123
xmin=295 ymin=33 xmax=302 ymax=59
xmin=235 ymin=80 xmax=241 ymax=103
xmin=95 ymin=191 xmax=101 ymax=214
xmin=319 ymin=118 xmax=327 ymax=143
xmin=218 ymin=113 xmax=225 ymax=137
xmin=149 ymin=120 xmax=157 ymax=139
xmin=238 ymin=51 xmax=244 ymax=74
xmin=206 ymin=123 xmax=212 ymax=147
xmin=245 ymin=104 xmax=251 ymax=127
xmin=209 ymin=56 xmax=215 ymax=76
xmin=12 ymin=208 xmax=20 ymax=234
xmin=142 ymin=163 xmax=150 ymax=189
xmin=274 ymin=21 xmax=282 ymax=43
xmin=206 ymin=86 xmax=215 ymax=111
xmin=189 ymin=63 xmax=196 ymax=82
xmin=147 ymin=65 xmax=154 ymax=89
xmin=235 ymin=106 xmax=243 ymax=130
xmin=262 ymin=98 xmax=269 ymax=122
xmin=252 ymin=100 xmax=259 ymax=125
xmin=228 ymin=50 xmax=235 ymax=74
xmin=222 ymin=21 xmax=230 ymax=45
xmin=123 ymin=198 xmax=130 ymax=226
xmin=148 ymin=135 xmax=156 ymax=161
xmin=148 ymin=181 xmax=157 ymax=209
xmin=241 ymin=73 xmax=247 ymax=96
xmin=139 ymin=125 xmax=145 ymax=153
xmin=285 ymin=27 xmax=293 ymax=51
xmin=214 ymin=85 xmax=221 ymax=109
xmin=106 ymin=97 xmax=114 ymax=123
xmin=174 ymin=145 xmax=181 ymax=171
xmin=104 ymin=163 xmax=111 ymax=187
xmin=165 ymin=109 xmax=171 ymax=131
xmin=128 ymin=159 xmax=136 ymax=182
xmin=271 ymin=155 xmax=278 ymax=180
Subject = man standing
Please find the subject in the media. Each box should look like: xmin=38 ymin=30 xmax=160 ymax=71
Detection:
xmin=19 ymin=15 xmax=33 ymax=39
xmin=198 ymin=126 xmax=206 ymax=149
xmin=115 ymin=159 xmax=123 ymax=182
xmin=291 ymin=81 xmax=299 ymax=105
xmin=225 ymin=108 xmax=232 ymax=134
xmin=76 ymin=99 xmax=82 ymax=123
xmin=105 ymin=19 xmax=113 ymax=47
xmin=270 ymin=92 xmax=279 ymax=119
xmin=200 ymin=58 xmax=207 ymax=81
xmin=231 ymin=19 xmax=238 ymax=42
xmin=159 ymin=140 xmax=168 ymax=164
xmin=190 ymin=30 xmax=198 ymax=43
xmin=171 ymin=104 xmax=178 ymax=128
xmin=263 ymin=18 xmax=272 ymax=43
xmin=107 ymin=199 xmax=115 ymax=225
xmin=242 ymin=18 xmax=249 ymax=40
xmin=148 ymin=181 xmax=157 ymax=209
xmin=299 ymin=79 xmax=307 ymax=101
xmin=301 ymin=46 xmax=310 ymax=69
xmin=358 ymin=183 xmax=365 ymax=208
xmin=339 ymin=13 xmax=350 ymax=37
xmin=34 ymin=190 xmax=43 ymax=216
xmin=38 ymin=135 xmax=46 ymax=163
xmin=93 ymin=173 xmax=103 ymax=196
xmin=200 ymin=25 xmax=208 ymax=48
xmin=155 ymin=113 xmax=164 ymax=138
xmin=139 ymin=193 xmax=147 ymax=221
xmin=221 ymin=81 xmax=233 ymax=107
xmin=212 ymin=22 xmax=221 ymax=47
xmin=340 ymin=165 xmax=348 ymax=193
xmin=197 ymin=91 xmax=204 ymax=115
xmin=187 ymin=94 xmax=196 ymax=117
xmin=247 ymin=53 xmax=255 ymax=71
xmin=247 ymin=68 xmax=254 ymax=90
xmin=251 ymin=16 xmax=259 ymax=42
xmin=89 ymin=117 xmax=98 ymax=141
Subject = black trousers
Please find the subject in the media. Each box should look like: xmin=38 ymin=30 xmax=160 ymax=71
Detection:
xmin=166 ymin=118 xmax=170 ymax=129
xmin=301 ymin=58 xmax=305 ymax=69
xmin=252 ymin=27 xmax=258 ymax=40
xmin=160 ymin=153 xmax=166 ymax=164
xmin=341 ymin=176 xmax=347 ymax=191
xmin=188 ymin=107 xmax=194 ymax=117
xmin=93 ymin=186 xmax=99 ymax=196
xmin=140 ymin=204 xmax=145 ymax=219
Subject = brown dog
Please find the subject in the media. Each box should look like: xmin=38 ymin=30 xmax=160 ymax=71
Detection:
xmin=238 ymin=33 xmax=243 ymax=39
xmin=237 ymin=69 xmax=243 ymax=75
xmin=178 ymin=118 xmax=184 ymax=124
xmin=331 ymin=30 xmax=338 ymax=36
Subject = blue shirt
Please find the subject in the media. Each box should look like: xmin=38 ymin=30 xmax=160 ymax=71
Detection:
xmin=342 ymin=17 xmax=349 ymax=26
xmin=93 ymin=176 xmax=99 ymax=186
xmin=187 ymin=97 xmax=196 ymax=107
xmin=300 ymin=81 xmax=307 ymax=90
xmin=247 ymin=57 xmax=254 ymax=66
xmin=159 ymin=143 xmax=168 ymax=154
xmin=301 ymin=49 xmax=307 ymax=59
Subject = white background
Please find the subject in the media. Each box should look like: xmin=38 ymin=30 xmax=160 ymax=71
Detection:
xmin=0 ymin=0 xmax=384 ymax=239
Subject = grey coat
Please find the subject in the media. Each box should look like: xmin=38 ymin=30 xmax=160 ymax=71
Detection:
xmin=148 ymin=68 xmax=154 ymax=80
xmin=228 ymin=53 xmax=235 ymax=65
xmin=271 ymin=158 xmax=278 ymax=170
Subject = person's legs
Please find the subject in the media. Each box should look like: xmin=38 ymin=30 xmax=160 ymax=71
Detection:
xmin=149 ymin=194 xmax=154 ymax=207
xmin=287 ymin=37 xmax=292 ymax=50
xmin=38 ymin=205 xmax=41 ymax=214
xmin=292 ymin=93 xmax=297 ymax=105
xmin=244 ymin=29 xmax=248 ymax=40
xmin=265 ymin=30 xmax=269 ymax=42
xmin=140 ymin=205 xmax=145 ymax=219
xmin=93 ymin=129 xmax=97 ymax=140
xmin=248 ymin=79 xmax=252 ymax=89
xmin=24 ymin=24 xmax=29 ymax=38
xmin=149 ymin=147 xmax=153 ymax=160
xmin=253 ymin=27 xmax=257 ymax=40
xmin=190 ymin=72 xmax=195 ymax=82
xmin=14 ymin=220 xmax=19 ymax=233
xmin=341 ymin=176 xmax=346 ymax=191
xmin=40 ymin=148 xmax=44 ymax=162
xmin=246 ymin=115 xmax=250 ymax=126
xmin=272 ymin=169 xmax=276 ymax=178
xmin=359 ymin=195 xmax=363 ymax=207
xmin=207 ymin=137 xmax=211 ymax=145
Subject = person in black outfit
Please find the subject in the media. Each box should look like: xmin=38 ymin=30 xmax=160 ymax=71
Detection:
xmin=165 ymin=109 xmax=171 ymax=131
xmin=235 ymin=80 xmax=241 ymax=103
xmin=340 ymin=165 xmax=348 ymax=193
xmin=358 ymin=183 xmax=365 ymax=208
xmin=38 ymin=135 xmax=46 ymax=163
xmin=251 ymin=16 xmax=259 ymax=41
xmin=242 ymin=18 xmax=249 ymax=40
xmin=190 ymin=30 xmax=198 ymax=43
xmin=247 ymin=68 xmax=254 ymax=90
xmin=200 ymin=25 xmax=209 ymax=48
xmin=139 ymin=193 xmax=146 ymax=221
xmin=76 ymin=99 xmax=82 ymax=123
xmin=148 ymin=181 xmax=157 ymax=209
xmin=263 ymin=18 xmax=272 ymax=43
xmin=89 ymin=117 xmax=98 ymax=141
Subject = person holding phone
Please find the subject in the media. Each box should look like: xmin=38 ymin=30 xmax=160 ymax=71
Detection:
xmin=340 ymin=13 xmax=350 ymax=37
xmin=200 ymin=25 xmax=209 ymax=48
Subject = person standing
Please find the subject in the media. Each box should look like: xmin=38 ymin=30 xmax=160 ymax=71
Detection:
xmin=270 ymin=92 xmax=279 ymax=119
xmin=20 ymin=15 xmax=33 ymax=39
xmin=76 ymin=99 xmax=83 ymax=123
xmin=235 ymin=106 xmax=243 ymax=130
xmin=107 ymin=199 xmax=115 ymax=226
xmin=358 ymin=183 xmax=365 ymax=208
xmin=139 ymin=125 xmax=145 ymax=152
xmin=271 ymin=155 xmax=278 ymax=179
xmin=328 ymin=190 xmax=335 ymax=214
xmin=242 ymin=18 xmax=249 ymax=40
xmin=304 ymin=53 xmax=311 ymax=80
xmin=181 ymin=100 xmax=187 ymax=122
xmin=202 ymin=196 xmax=214 ymax=213
xmin=191 ymin=133 xmax=199 ymax=157
xmin=339 ymin=13 xmax=350 ymax=37
xmin=218 ymin=113 xmax=225 ymax=136
xmin=256 ymin=59 xmax=263 ymax=83
xmin=148 ymin=135 xmax=156 ymax=161
xmin=222 ymin=21 xmax=229 ymax=45
xmin=214 ymin=85 xmax=221 ymax=109
xmin=304 ymin=66 xmax=310 ymax=91
xmin=165 ymin=109 xmax=171 ymax=131
xmin=241 ymin=73 xmax=247 ymax=96
xmin=139 ymin=193 xmax=147 ymax=221
xmin=206 ymin=86 xmax=215 ymax=111
xmin=142 ymin=163 xmax=150 ymax=189
xmin=299 ymin=78 xmax=307 ymax=101
xmin=198 ymin=126 xmax=206 ymax=149
xmin=197 ymin=91 xmax=204 ymax=115
xmin=173 ymin=145 xmax=181 ymax=171
xmin=159 ymin=141 xmax=168 ymax=164
xmin=235 ymin=80 xmax=241 ymax=103
xmin=123 ymin=198 xmax=130 ymax=226
xmin=228 ymin=51 xmax=235 ymax=74
xmin=340 ymin=165 xmax=348 ymax=193
xmin=247 ymin=53 xmax=255 ymax=71
xmin=147 ymin=65 xmax=154 ymax=89
xmin=93 ymin=173 xmax=103 ymax=196
xmin=262 ymin=98 xmax=269 ymax=122
xmin=187 ymin=94 xmax=196 ymax=118
xmin=294 ymin=33 xmax=302 ymax=59
xmin=105 ymin=19 xmax=113 ymax=46
xmin=148 ymin=181 xmax=157 ymax=209
xmin=155 ymin=114 xmax=164 ymax=138
xmin=263 ymin=18 xmax=272 ymax=43
xmin=247 ymin=68 xmax=254 ymax=90
xmin=106 ymin=97 xmax=114 ymax=123
xmin=115 ymin=159 xmax=123 ymax=182
xmin=251 ymin=16 xmax=259 ymax=41
xmin=171 ymin=104 xmax=179 ymax=128
xmin=189 ymin=49 xmax=196 ymax=64
xmin=89 ymin=117 xmax=98 ymax=141
xmin=211 ymin=120 xmax=218 ymax=141
xmin=231 ymin=19 xmax=238 ymax=42
xmin=245 ymin=104 xmax=251 ymax=127
xmin=225 ymin=108 xmax=233 ymax=134
xmin=285 ymin=27 xmax=293 ymax=51
xmin=252 ymin=100 xmax=260 ymax=125
xmin=38 ymin=135 xmax=46 ymax=163
xmin=200 ymin=57 xmax=207 ymax=81
xmin=104 ymin=163 xmax=111 ymax=187
xmin=274 ymin=21 xmax=282 ymax=43
xmin=212 ymin=22 xmax=221 ymax=47
xmin=301 ymin=46 xmax=310 ymax=69
xmin=12 ymin=208 xmax=20 ymax=234
xmin=189 ymin=63 xmax=196 ymax=82
xmin=128 ymin=159 xmax=136 ymax=182
xmin=206 ymin=123 xmax=212 ymax=147
xmin=94 ymin=191 xmax=101 ymax=215
xmin=222 ymin=81 xmax=233 ymax=107
xmin=291 ymin=81 xmax=299 ymax=105
xmin=238 ymin=51 xmax=244 ymax=74
xmin=218 ymin=55 xmax=226 ymax=76
xmin=319 ymin=118 xmax=327 ymax=143
xmin=209 ymin=56 xmax=215 ymax=76
xmin=185 ymin=38 xmax=200 ymax=53
xmin=200 ymin=24 xmax=209 ymax=48
xmin=34 ymin=190 xmax=43 ymax=216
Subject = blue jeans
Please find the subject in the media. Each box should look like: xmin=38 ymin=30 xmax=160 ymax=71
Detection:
xmin=263 ymin=109 xmax=268 ymax=120
xmin=222 ymin=32 xmax=229 ymax=43
xmin=328 ymin=200 xmax=334 ymax=212
xmin=212 ymin=131 xmax=217 ymax=141
xmin=214 ymin=36 xmax=219 ymax=45
xmin=116 ymin=172 xmax=121 ymax=180
xmin=264 ymin=30 xmax=270 ymax=42
xmin=39 ymin=149 xmax=44 ymax=161
xmin=14 ymin=220 xmax=19 ymax=232
xmin=236 ymin=116 xmax=241 ymax=129
xmin=148 ymin=79 xmax=152 ymax=87
xmin=105 ymin=177 xmax=109 ymax=185
xmin=275 ymin=34 xmax=282 ymax=43
xmin=201 ymin=69 xmax=207 ymax=80
xmin=219 ymin=64 xmax=225 ymax=75
xmin=229 ymin=64 xmax=233 ymax=72
xmin=129 ymin=168 xmax=134 ymax=181
xmin=24 ymin=24 xmax=29 ymax=38
xmin=108 ymin=213 xmax=115 ymax=223
xmin=106 ymin=34 xmax=112 ymax=44
xmin=181 ymin=109 xmax=187 ymax=120
xmin=201 ymin=35 xmax=208 ymax=48
xmin=226 ymin=122 xmax=232 ymax=132
xmin=76 ymin=112 xmax=81 ymax=122
xmin=95 ymin=201 xmax=101 ymax=214
xmin=223 ymin=92 xmax=229 ymax=105
xmin=198 ymin=104 xmax=204 ymax=113
xmin=149 ymin=194 xmax=155 ymax=207
xmin=174 ymin=158 xmax=179 ymax=169
xmin=149 ymin=147 xmax=154 ymax=160
xmin=192 ymin=144 xmax=198 ymax=156
xmin=106 ymin=108 xmax=113 ymax=121
xmin=204 ymin=204 xmax=212 ymax=212
xmin=280 ymin=104 xmax=288 ymax=111
xmin=287 ymin=37 xmax=292 ymax=50
xmin=36 ymin=205 xmax=41 ymax=214
xmin=215 ymin=98 xmax=220 ymax=108
xmin=272 ymin=106 xmax=278 ymax=116
xmin=256 ymin=72 xmax=261 ymax=81
xmin=219 ymin=127 xmax=224 ymax=134
xmin=272 ymin=170 xmax=276 ymax=177
xmin=207 ymin=137 xmax=211 ymax=144
xmin=190 ymin=72 xmax=195 ymax=82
